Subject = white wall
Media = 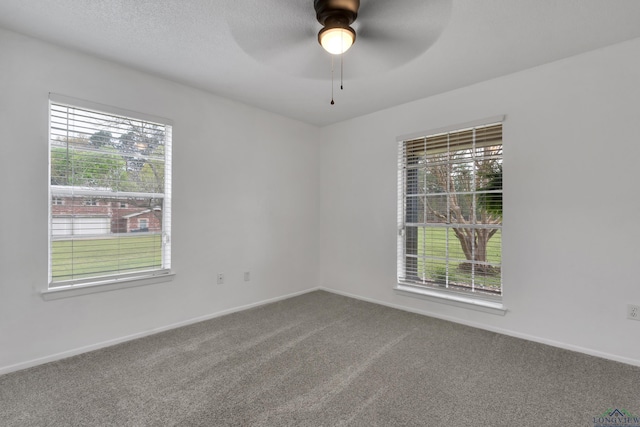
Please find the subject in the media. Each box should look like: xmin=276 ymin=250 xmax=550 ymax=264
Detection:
xmin=318 ymin=37 xmax=640 ymax=366
xmin=0 ymin=28 xmax=320 ymax=373
xmin=2 ymin=24 xmax=639 ymax=374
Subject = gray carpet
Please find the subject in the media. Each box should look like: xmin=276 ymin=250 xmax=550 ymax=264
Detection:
xmin=1 ymin=290 xmax=639 ymax=426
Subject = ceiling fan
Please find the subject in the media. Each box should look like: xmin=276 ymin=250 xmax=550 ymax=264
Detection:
xmin=225 ymin=0 xmax=451 ymax=95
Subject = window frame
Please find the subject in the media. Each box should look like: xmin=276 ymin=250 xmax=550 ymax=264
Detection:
xmin=396 ymin=116 xmax=505 ymax=313
xmin=45 ymin=94 xmax=173 ymax=297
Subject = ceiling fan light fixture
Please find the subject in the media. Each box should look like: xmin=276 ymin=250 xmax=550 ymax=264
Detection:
xmin=318 ymin=26 xmax=355 ymax=55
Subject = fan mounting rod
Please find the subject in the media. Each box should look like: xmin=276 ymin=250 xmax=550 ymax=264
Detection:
xmin=315 ymin=0 xmax=359 ymax=26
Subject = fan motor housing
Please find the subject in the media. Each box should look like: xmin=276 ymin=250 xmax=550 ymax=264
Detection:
xmin=314 ymin=0 xmax=360 ymax=26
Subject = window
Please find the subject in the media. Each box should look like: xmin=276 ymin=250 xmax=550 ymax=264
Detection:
xmin=52 ymin=197 xmax=64 ymax=205
xmin=138 ymin=219 xmax=149 ymax=230
xmin=397 ymin=119 xmax=503 ymax=301
xmin=48 ymin=94 xmax=172 ymax=289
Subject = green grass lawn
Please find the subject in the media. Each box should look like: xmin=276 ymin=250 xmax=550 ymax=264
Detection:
xmin=417 ymin=227 xmax=502 ymax=290
xmin=51 ymin=234 xmax=162 ymax=283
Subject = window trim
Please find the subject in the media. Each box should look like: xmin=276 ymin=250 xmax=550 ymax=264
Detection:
xmin=396 ymin=116 xmax=505 ymax=144
xmin=396 ymin=115 xmax=505 ymax=309
xmin=47 ymin=93 xmax=173 ymax=293
xmin=41 ymin=271 xmax=175 ymax=300
xmin=394 ymin=283 xmax=507 ymax=315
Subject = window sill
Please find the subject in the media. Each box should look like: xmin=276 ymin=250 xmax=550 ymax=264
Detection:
xmin=394 ymin=283 xmax=507 ymax=316
xmin=42 ymin=272 xmax=175 ymax=300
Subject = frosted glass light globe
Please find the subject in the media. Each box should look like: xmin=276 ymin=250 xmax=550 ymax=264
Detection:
xmin=319 ymin=27 xmax=354 ymax=55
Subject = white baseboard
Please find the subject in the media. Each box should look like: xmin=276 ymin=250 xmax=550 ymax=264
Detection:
xmin=0 ymin=287 xmax=321 ymax=376
xmin=5 ymin=285 xmax=636 ymax=375
xmin=319 ymin=286 xmax=640 ymax=368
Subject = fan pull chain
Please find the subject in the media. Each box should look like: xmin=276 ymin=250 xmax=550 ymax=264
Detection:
xmin=330 ymin=55 xmax=335 ymax=105
xmin=341 ymin=32 xmax=345 ymax=90
xmin=329 ymin=54 xmax=345 ymax=105
xmin=341 ymin=53 xmax=344 ymax=90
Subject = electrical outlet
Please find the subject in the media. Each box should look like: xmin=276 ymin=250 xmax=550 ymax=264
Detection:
xmin=244 ymin=271 xmax=250 ymax=282
xmin=217 ymin=273 xmax=224 ymax=285
xmin=628 ymin=304 xmax=640 ymax=321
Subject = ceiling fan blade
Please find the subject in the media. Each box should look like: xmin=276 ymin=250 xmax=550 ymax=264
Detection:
xmin=225 ymin=0 xmax=317 ymax=62
xmin=357 ymin=0 xmax=450 ymax=27
xmin=354 ymin=0 xmax=452 ymax=66
xmin=225 ymin=0 xmax=353 ymax=79
xmin=255 ymin=39 xmax=338 ymax=80
xmin=225 ymin=0 xmax=452 ymax=80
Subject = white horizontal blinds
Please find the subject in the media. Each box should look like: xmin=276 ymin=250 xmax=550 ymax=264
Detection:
xmin=49 ymin=101 xmax=172 ymax=286
xmin=398 ymin=122 xmax=502 ymax=297
xmin=162 ymin=125 xmax=172 ymax=273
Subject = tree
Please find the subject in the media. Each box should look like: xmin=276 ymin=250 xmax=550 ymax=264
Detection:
xmin=137 ymin=145 xmax=165 ymax=192
xmin=422 ymin=145 xmax=502 ymax=275
xmin=116 ymin=121 xmax=165 ymax=174
xmin=112 ymin=122 xmax=166 ymax=222
xmin=50 ymin=145 xmax=128 ymax=189
xmin=51 ymin=120 xmax=167 ymax=221
xmin=89 ymin=130 xmax=112 ymax=147
xmin=478 ymin=163 xmax=502 ymax=218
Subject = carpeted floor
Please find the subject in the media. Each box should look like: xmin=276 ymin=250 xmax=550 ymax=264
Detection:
xmin=1 ymin=290 xmax=639 ymax=426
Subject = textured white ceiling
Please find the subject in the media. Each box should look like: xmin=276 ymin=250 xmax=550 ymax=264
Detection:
xmin=1 ymin=0 xmax=640 ymax=126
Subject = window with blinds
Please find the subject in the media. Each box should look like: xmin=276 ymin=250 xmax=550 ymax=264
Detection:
xmin=397 ymin=120 xmax=503 ymax=300
xmin=48 ymin=95 xmax=172 ymax=288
